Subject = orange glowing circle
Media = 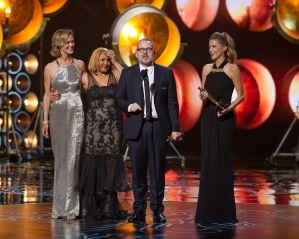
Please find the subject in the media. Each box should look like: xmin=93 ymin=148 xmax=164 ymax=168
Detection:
xmin=226 ymin=0 xmax=273 ymax=32
xmin=175 ymin=0 xmax=219 ymax=31
xmin=173 ymin=60 xmax=202 ymax=131
xmin=272 ymin=0 xmax=299 ymax=44
xmin=111 ymin=5 xmax=183 ymax=67
xmin=6 ymin=0 xmax=45 ymax=48
xmin=235 ymin=59 xmax=276 ymax=129
xmin=113 ymin=0 xmax=168 ymax=14
xmin=42 ymin=0 xmax=71 ymax=17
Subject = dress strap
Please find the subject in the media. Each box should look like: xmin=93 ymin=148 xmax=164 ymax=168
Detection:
xmin=87 ymin=71 xmax=98 ymax=86
xmin=55 ymin=58 xmax=74 ymax=66
xmin=212 ymin=59 xmax=227 ymax=73
xmin=107 ymin=72 xmax=117 ymax=86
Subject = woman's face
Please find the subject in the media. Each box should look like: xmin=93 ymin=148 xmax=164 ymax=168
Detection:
xmin=60 ymin=34 xmax=75 ymax=56
xmin=208 ymin=39 xmax=226 ymax=62
xmin=98 ymin=51 xmax=111 ymax=74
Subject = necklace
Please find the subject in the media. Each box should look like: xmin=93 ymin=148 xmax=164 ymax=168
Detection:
xmin=211 ymin=59 xmax=227 ymax=73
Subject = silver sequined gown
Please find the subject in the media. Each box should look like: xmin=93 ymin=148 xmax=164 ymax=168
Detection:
xmin=49 ymin=59 xmax=84 ymax=217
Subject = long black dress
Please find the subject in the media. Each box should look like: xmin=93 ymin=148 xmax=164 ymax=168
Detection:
xmin=195 ymin=60 xmax=238 ymax=224
xmin=77 ymin=71 xmax=130 ymax=220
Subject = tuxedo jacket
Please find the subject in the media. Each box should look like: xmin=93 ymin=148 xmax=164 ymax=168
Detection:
xmin=115 ymin=63 xmax=180 ymax=140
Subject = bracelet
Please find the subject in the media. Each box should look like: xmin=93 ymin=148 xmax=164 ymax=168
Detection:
xmin=43 ymin=120 xmax=50 ymax=124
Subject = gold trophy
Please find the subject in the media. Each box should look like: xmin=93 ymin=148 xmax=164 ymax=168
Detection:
xmin=166 ymin=131 xmax=184 ymax=142
xmin=198 ymin=87 xmax=228 ymax=111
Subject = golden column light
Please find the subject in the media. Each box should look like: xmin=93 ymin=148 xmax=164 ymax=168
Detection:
xmin=23 ymin=53 xmax=38 ymax=75
xmin=111 ymin=4 xmax=185 ymax=67
xmin=271 ymin=0 xmax=299 ymax=44
xmin=23 ymin=92 xmax=38 ymax=113
xmin=112 ymin=0 xmax=168 ymax=14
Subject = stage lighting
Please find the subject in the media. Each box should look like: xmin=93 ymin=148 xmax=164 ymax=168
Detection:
xmin=4 ymin=52 xmax=22 ymax=74
xmin=23 ymin=54 xmax=38 ymax=75
xmin=16 ymin=45 xmax=31 ymax=56
xmin=14 ymin=111 xmax=30 ymax=132
xmin=8 ymin=91 xmax=22 ymax=112
xmin=112 ymin=0 xmax=168 ymax=14
xmin=23 ymin=92 xmax=38 ymax=113
xmin=0 ymin=111 xmax=11 ymax=132
xmin=0 ymin=72 xmax=12 ymax=93
xmin=14 ymin=72 xmax=31 ymax=94
xmin=271 ymin=0 xmax=299 ymax=44
xmin=42 ymin=0 xmax=72 ymax=17
xmin=111 ymin=4 xmax=185 ymax=67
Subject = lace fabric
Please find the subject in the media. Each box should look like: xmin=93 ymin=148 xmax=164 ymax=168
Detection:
xmin=76 ymin=71 xmax=131 ymax=220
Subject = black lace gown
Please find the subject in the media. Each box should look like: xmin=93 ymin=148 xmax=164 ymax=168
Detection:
xmin=77 ymin=72 xmax=130 ymax=220
xmin=195 ymin=60 xmax=238 ymax=224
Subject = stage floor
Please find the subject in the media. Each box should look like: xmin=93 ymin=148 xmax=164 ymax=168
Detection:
xmin=0 ymin=201 xmax=299 ymax=239
xmin=0 ymin=155 xmax=299 ymax=238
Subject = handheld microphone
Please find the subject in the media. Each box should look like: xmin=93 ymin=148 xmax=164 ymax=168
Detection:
xmin=140 ymin=69 xmax=148 ymax=78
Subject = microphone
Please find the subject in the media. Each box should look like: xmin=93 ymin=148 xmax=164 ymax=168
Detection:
xmin=140 ymin=69 xmax=148 ymax=78
xmin=150 ymin=83 xmax=155 ymax=93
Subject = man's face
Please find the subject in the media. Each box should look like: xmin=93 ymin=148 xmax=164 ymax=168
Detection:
xmin=135 ymin=39 xmax=156 ymax=67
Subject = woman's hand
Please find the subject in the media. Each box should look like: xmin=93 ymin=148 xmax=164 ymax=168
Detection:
xmin=199 ymin=88 xmax=208 ymax=100
xmin=106 ymin=50 xmax=117 ymax=64
xmin=42 ymin=124 xmax=50 ymax=138
xmin=50 ymin=88 xmax=60 ymax=102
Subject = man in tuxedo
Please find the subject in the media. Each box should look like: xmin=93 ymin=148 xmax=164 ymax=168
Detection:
xmin=115 ymin=38 xmax=181 ymax=224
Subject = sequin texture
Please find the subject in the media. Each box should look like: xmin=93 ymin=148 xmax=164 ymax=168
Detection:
xmin=49 ymin=61 xmax=84 ymax=217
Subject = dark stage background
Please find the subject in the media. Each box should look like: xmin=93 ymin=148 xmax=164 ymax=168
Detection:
xmin=28 ymin=0 xmax=299 ymax=158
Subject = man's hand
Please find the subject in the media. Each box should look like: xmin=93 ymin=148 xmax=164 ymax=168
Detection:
xmin=50 ymin=88 xmax=60 ymax=102
xmin=172 ymin=131 xmax=182 ymax=140
xmin=130 ymin=103 xmax=142 ymax=112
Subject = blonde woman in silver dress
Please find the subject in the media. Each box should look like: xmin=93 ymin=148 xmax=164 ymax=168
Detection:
xmin=42 ymin=29 xmax=85 ymax=220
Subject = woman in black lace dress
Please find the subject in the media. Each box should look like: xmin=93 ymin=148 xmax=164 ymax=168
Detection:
xmin=77 ymin=47 xmax=130 ymax=220
xmin=195 ymin=32 xmax=245 ymax=224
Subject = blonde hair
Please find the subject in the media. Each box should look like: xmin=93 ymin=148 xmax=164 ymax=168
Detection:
xmin=50 ymin=29 xmax=74 ymax=58
xmin=209 ymin=32 xmax=237 ymax=64
xmin=88 ymin=47 xmax=115 ymax=74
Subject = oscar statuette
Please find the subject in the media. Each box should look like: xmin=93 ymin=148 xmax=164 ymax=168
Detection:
xmin=198 ymin=87 xmax=228 ymax=111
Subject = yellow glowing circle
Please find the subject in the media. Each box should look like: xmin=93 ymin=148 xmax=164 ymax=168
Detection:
xmin=111 ymin=5 xmax=182 ymax=67
xmin=23 ymin=92 xmax=38 ymax=113
xmin=0 ymin=71 xmax=13 ymax=93
xmin=0 ymin=111 xmax=12 ymax=132
xmin=6 ymin=0 xmax=44 ymax=48
xmin=42 ymin=0 xmax=72 ymax=17
xmin=25 ymin=131 xmax=38 ymax=148
xmin=274 ymin=0 xmax=299 ymax=44
xmin=113 ymin=0 xmax=168 ymax=14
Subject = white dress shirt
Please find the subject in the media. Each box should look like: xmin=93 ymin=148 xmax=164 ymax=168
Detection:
xmin=128 ymin=64 xmax=158 ymax=119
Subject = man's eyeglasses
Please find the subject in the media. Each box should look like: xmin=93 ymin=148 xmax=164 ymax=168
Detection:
xmin=137 ymin=47 xmax=153 ymax=53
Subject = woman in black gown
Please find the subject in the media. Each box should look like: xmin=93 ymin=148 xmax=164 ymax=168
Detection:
xmin=76 ymin=47 xmax=130 ymax=220
xmin=195 ymin=32 xmax=245 ymax=224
